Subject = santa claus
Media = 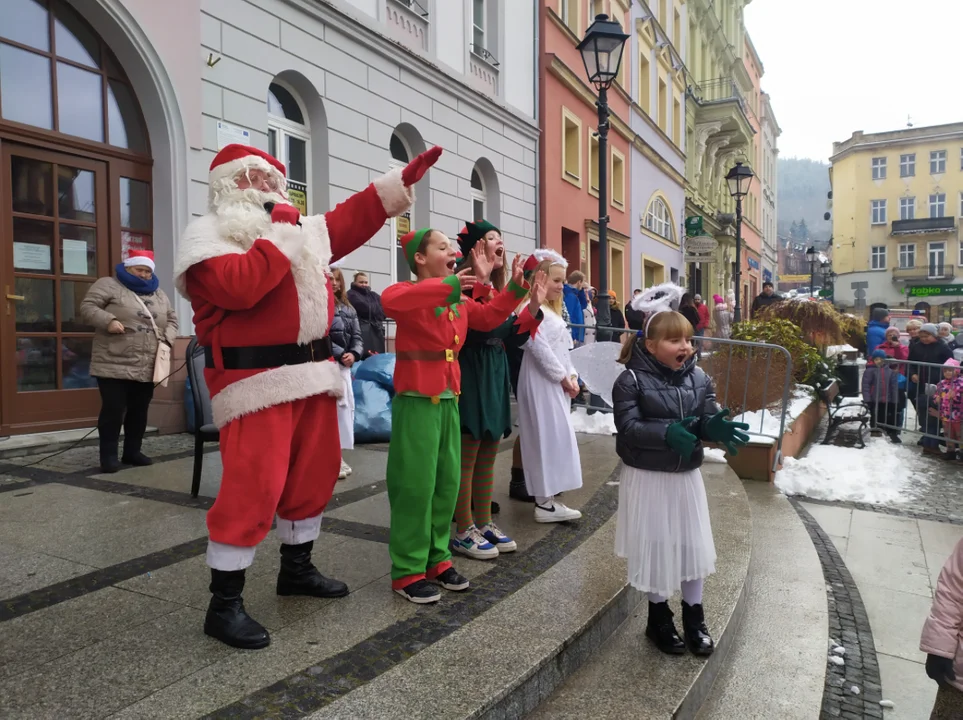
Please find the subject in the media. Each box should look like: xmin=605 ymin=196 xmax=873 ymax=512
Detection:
xmin=174 ymin=142 xmax=441 ymax=649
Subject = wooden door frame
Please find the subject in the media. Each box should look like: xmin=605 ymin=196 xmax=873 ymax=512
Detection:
xmin=0 ymin=140 xmax=110 ymax=434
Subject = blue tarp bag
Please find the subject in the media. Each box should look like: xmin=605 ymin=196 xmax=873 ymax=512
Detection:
xmin=355 ymin=353 xmax=396 ymax=388
xmin=352 ymin=353 xmax=395 ymax=443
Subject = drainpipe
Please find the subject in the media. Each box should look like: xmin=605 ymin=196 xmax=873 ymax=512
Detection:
xmin=536 ymin=0 xmax=546 ymax=249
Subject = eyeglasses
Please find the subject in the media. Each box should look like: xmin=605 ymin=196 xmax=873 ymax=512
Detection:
xmin=236 ymin=168 xmax=283 ymax=193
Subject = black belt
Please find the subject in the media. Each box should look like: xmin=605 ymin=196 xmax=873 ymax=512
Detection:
xmin=205 ymin=338 xmax=333 ymax=370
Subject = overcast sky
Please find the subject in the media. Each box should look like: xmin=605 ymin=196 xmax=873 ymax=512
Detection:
xmin=743 ymin=0 xmax=963 ymax=163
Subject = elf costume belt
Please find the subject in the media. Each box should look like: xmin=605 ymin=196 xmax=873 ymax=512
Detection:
xmin=204 ymin=338 xmax=333 ymax=369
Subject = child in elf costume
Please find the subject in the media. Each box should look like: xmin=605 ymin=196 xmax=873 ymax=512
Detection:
xmin=381 ymin=227 xmax=545 ymax=603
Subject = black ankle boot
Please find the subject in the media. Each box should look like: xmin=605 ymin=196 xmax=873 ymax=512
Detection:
xmin=121 ymin=450 xmax=153 ymax=466
xmin=277 ymin=541 xmax=349 ymax=598
xmin=99 ymin=440 xmax=121 ymax=474
xmin=681 ymin=601 xmax=715 ymax=656
xmin=645 ymin=601 xmax=686 ymax=655
xmin=204 ymin=569 xmax=270 ymax=649
xmin=509 ymin=467 xmax=534 ymax=503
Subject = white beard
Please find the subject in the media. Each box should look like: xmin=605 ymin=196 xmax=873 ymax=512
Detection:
xmin=214 ymin=188 xmax=288 ymax=247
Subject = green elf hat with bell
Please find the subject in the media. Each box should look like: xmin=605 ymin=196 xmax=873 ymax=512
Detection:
xmin=457 ymin=219 xmax=499 ymax=259
xmin=399 ymin=228 xmax=434 ymax=273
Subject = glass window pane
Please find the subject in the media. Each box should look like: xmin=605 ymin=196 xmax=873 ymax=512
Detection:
xmin=121 ymin=231 xmax=151 ymax=258
xmin=54 ymin=4 xmax=99 ymax=68
xmin=57 ymin=166 xmax=96 ymax=221
xmin=11 ymin=155 xmax=53 ymax=216
xmin=16 ymin=337 xmax=57 ymax=392
xmin=56 ymin=62 xmax=103 ymax=141
xmin=107 ymin=80 xmax=147 ymax=152
xmin=61 ymin=226 xmax=96 ymax=276
xmin=120 ymin=178 xmax=150 ymax=230
xmin=268 ymin=128 xmax=277 ymax=159
xmin=62 ymin=337 xmax=96 ymax=388
xmin=471 ymin=169 xmax=483 ymax=190
xmin=15 ymin=277 xmax=55 ymax=332
xmin=0 ymin=44 xmax=53 ymax=129
xmin=473 ymin=199 xmax=484 ymax=220
xmin=473 ymin=0 xmax=484 ymax=27
xmin=13 ymin=218 xmax=54 ymax=273
xmin=390 ymin=133 xmax=409 ymax=163
xmin=286 ymin=136 xmax=307 ymax=184
xmin=0 ymin=0 xmax=50 ymax=51
xmin=60 ymin=279 xmax=92 ymax=331
xmin=267 ymin=83 xmax=304 ymax=124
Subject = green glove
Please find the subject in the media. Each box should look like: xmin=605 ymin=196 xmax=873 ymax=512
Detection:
xmin=665 ymin=416 xmax=699 ymax=462
xmin=702 ymin=409 xmax=751 ymax=456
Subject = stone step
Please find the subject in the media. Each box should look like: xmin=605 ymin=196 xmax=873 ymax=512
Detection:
xmin=522 ymin=461 xmax=753 ymax=720
xmin=0 ymin=426 xmax=159 ymax=460
xmin=696 ymin=483 xmax=827 ymax=720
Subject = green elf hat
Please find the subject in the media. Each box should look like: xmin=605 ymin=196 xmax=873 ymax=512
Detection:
xmin=457 ymin=219 xmax=499 ymax=259
xmin=399 ymin=228 xmax=433 ymax=273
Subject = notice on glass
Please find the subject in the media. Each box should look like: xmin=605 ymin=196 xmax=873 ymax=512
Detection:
xmin=13 ymin=242 xmax=51 ymax=272
xmin=62 ymin=239 xmax=89 ymax=275
xmin=287 ymin=181 xmax=307 ymax=216
xmin=216 ymin=121 xmax=251 ymax=150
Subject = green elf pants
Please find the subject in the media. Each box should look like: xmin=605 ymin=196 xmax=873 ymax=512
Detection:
xmin=386 ymin=394 xmax=461 ymax=589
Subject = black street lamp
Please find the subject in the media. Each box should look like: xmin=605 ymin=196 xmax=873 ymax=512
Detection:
xmin=577 ymin=14 xmax=628 ymax=329
xmin=805 ymin=246 xmax=817 ymax=297
xmin=724 ymin=161 xmax=754 ymax=323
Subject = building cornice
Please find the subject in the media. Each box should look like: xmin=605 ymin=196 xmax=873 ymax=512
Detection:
xmin=831 ymin=123 xmax=963 ymax=163
xmin=285 ymin=0 xmax=539 ymax=137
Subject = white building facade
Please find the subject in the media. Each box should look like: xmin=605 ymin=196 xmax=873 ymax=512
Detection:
xmin=0 ymin=0 xmax=537 ymax=435
xmin=760 ymin=92 xmax=780 ymax=284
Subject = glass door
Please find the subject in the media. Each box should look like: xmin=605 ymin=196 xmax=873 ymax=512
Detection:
xmin=929 ymin=242 xmax=946 ymax=279
xmin=1 ymin=143 xmax=108 ymax=432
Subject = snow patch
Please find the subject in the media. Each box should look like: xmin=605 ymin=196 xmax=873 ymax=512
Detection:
xmin=880 ymin=700 xmax=895 ymax=709
xmin=703 ymin=448 xmax=728 ymax=463
xmin=851 ymin=686 xmax=860 ymax=695
xmin=833 ymin=646 xmax=846 ymax=655
xmin=828 ymin=655 xmax=845 ymax=666
xmin=731 ymin=386 xmax=815 ymax=442
xmin=570 ymin=407 xmax=616 ymax=436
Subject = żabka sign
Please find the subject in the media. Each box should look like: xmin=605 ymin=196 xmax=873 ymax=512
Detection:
xmin=908 ymin=285 xmax=963 ymax=297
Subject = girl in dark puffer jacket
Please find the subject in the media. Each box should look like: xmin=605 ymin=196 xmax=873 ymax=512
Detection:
xmin=612 ymin=308 xmax=748 ymax=657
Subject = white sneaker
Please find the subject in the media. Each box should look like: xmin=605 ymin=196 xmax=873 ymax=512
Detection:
xmin=534 ymin=501 xmax=582 ymax=523
xmin=338 ymin=459 xmax=352 ymax=480
xmin=450 ymin=525 xmax=499 ymax=559
xmin=479 ymin=523 xmax=517 ymax=553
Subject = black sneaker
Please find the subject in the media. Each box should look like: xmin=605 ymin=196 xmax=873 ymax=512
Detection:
xmin=394 ymin=579 xmax=441 ymax=604
xmin=888 ymin=431 xmax=902 ymax=444
xmin=432 ymin=567 xmax=470 ymax=592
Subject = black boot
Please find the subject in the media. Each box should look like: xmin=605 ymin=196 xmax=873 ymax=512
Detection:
xmin=204 ymin=569 xmax=270 ymax=650
xmin=509 ymin=467 xmax=534 ymax=503
xmin=681 ymin=601 xmax=715 ymax=656
xmin=645 ymin=601 xmax=686 ymax=655
xmin=277 ymin=541 xmax=349 ymax=598
xmin=99 ymin=440 xmax=121 ymax=474
xmin=121 ymin=450 xmax=153 ymax=466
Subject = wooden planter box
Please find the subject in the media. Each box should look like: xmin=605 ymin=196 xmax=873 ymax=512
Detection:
xmin=718 ymin=396 xmax=826 ymax=483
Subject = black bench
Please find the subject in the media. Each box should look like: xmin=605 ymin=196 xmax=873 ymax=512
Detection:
xmin=818 ymin=381 xmax=870 ymax=449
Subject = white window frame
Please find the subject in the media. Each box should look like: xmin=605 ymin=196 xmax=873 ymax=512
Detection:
xmin=588 ymin=126 xmax=600 ymax=197
xmin=267 ymin=82 xmax=312 ymax=215
xmin=898 ymin=243 xmax=915 ymax=269
xmin=930 ymin=193 xmax=946 ymax=218
xmin=959 ymin=241 xmax=963 ymax=268
xmin=611 ymin=146 xmax=625 ymax=210
xmin=870 ymin=245 xmax=886 ymax=270
xmin=871 ymin=199 xmax=887 ymax=225
xmin=645 ymin=198 xmax=673 ymax=241
xmin=561 ymin=106 xmax=583 ymax=187
xmin=900 ymin=153 xmax=915 ymax=177
xmin=388 ymin=134 xmax=413 ymax=286
xmin=470 ymin=166 xmax=486 ymax=221
xmin=588 ymin=0 xmax=604 ymax=28
xmin=929 ymin=241 xmax=946 ymax=278
xmin=871 ymin=156 xmax=886 ymax=180
xmin=472 ymin=0 xmax=485 ymax=52
xmin=930 ymin=150 xmax=947 ymax=175
xmin=959 ymin=191 xmax=963 ymax=218
xmin=899 ymin=196 xmax=915 ymax=221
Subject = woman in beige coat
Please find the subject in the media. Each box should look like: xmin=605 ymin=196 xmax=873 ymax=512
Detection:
xmin=80 ymin=250 xmax=177 ymax=473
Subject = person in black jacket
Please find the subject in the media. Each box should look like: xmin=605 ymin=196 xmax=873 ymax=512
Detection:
xmin=346 ymin=272 xmax=386 ymax=356
xmin=908 ymin=323 xmax=954 ymax=455
xmin=331 ymin=267 xmax=364 ymax=478
xmin=596 ymin=291 xmax=626 ymax=343
xmin=612 ymin=310 xmax=748 ymax=657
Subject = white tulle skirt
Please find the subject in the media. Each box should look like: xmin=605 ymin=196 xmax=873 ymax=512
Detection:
xmin=336 ymin=365 xmax=355 ymax=451
xmin=615 ymin=465 xmax=716 ymax=597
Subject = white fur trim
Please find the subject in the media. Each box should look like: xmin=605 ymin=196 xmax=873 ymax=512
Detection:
xmin=209 ymin=155 xmax=280 ymax=190
xmin=206 ymin=540 xmax=256 ymax=571
xmin=262 ymin=220 xmax=305 ymax=263
xmin=533 ymin=249 xmax=568 ymax=268
xmin=372 ymin=167 xmax=414 ymax=217
xmin=211 ymin=360 xmax=343 ymax=428
xmin=630 ymin=282 xmax=686 ymax=313
xmin=276 ymin=513 xmax=323 ymax=545
xmin=124 ymin=256 xmax=155 ymax=271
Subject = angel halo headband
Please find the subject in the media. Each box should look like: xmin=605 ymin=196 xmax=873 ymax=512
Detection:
xmin=522 ymin=248 xmax=568 ymax=276
xmin=629 ymin=282 xmax=687 ymax=336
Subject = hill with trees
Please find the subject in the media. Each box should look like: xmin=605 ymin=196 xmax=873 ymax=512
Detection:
xmin=778 ymin=157 xmax=832 ymax=248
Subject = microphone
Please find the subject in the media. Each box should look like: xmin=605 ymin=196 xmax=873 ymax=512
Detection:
xmin=263 ymin=202 xmax=302 ymax=227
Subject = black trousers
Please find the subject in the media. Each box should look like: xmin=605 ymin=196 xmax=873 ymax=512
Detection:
xmin=96 ymin=377 xmax=154 ymax=455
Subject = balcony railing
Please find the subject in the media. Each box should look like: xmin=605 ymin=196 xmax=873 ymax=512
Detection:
xmin=891 ymin=216 xmax=957 ymax=235
xmin=891 ymin=265 xmax=956 ymax=282
xmin=689 ymin=77 xmax=748 ymax=109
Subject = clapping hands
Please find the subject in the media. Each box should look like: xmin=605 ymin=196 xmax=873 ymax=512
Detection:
xmin=470 ymin=241 xmax=496 ymax=285
xmin=527 ymin=270 xmax=548 ymax=317
xmin=702 ymin=409 xmax=751 ymax=456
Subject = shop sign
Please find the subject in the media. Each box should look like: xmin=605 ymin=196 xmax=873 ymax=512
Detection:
xmin=685 ymin=216 xmax=704 ymax=236
xmin=747 ymin=257 xmax=760 ymax=270
xmin=763 ymin=269 xmax=773 ymax=282
xmin=908 ymin=284 xmax=963 ymax=297
xmin=396 ymin=213 xmax=410 ymax=240
xmin=780 ymin=274 xmax=811 ymax=283
xmin=685 ymin=235 xmax=718 ymax=254
xmin=287 ymin=181 xmax=308 ymax=215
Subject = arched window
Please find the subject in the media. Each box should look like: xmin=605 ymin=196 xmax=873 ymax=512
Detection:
xmin=470 ymin=168 xmax=485 ymax=220
xmin=645 ymin=198 xmax=674 ymax=241
xmin=267 ymin=81 xmax=310 ymax=213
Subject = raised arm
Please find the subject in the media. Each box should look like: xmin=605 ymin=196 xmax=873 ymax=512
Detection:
xmin=381 ymin=276 xmax=461 ymax=318
xmin=464 ymin=280 xmax=529 ymax=332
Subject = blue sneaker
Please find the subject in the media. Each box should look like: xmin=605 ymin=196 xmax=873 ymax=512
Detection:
xmin=479 ymin=523 xmax=517 ymax=553
xmin=450 ymin=526 xmax=499 ymax=560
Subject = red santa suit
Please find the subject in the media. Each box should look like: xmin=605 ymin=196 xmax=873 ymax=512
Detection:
xmin=173 ymin=143 xmax=439 ymax=649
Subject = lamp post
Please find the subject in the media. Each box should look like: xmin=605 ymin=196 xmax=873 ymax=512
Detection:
xmin=577 ymin=14 xmax=629 ymax=329
xmin=805 ymin=246 xmax=817 ymax=298
xmin=724 ymin=162 xmax=754 ymax=323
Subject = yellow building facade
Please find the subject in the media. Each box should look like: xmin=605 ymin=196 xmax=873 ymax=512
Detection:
xmin=682 ymin=0 xmax=756 ymax=310
xmin=830 ymin=123 xmax=963 ymax=321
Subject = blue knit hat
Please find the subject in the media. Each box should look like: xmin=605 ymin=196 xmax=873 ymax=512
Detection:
xmin=871 ymin=349 xmax=888 ymax=360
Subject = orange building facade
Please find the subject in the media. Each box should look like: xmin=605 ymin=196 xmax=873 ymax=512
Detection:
xmin=539 ymin=0 xmax=633 ymax=303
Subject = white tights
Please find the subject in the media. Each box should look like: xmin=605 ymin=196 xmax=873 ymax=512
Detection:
xmin=648 ymin=578 xmax=704 ymax=606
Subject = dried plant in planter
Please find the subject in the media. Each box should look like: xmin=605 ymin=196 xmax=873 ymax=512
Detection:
xmin=729 ymin=318 xmax=824 ymax=385
xmin=837 ymin=313 xmax=867 ymax=354
xmin=755 ymin=299 xmax=847 ymax=348
xmin=701 ymin=349 xmax=791 ymax=417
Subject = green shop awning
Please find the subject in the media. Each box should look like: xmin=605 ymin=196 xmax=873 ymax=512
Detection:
xmin=908 ymin=284 xmax=963 ymax=297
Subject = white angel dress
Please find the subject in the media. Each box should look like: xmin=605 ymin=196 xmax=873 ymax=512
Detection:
xmin=517 ymin=306 xmax=583 ymax=498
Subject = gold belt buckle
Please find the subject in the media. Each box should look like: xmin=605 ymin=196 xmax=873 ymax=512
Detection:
xmin=309 ymin=342 xmax=315 ymax=361
xmin=431 ymin=395 xmax=441 ymax=404
xmin=445 ymin=349 xmax=454 ymax=362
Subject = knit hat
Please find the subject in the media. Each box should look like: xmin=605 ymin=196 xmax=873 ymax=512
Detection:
xmin=399 ymin=228 xmax=433 ymax=273
xmin=945 ymin=358 xmax=961 ymax=368
xmin=920 ymin=323 xmax=939 ymax=336
xmin=870 ymin=349 xmax=888 ymax=360
xmin=209 ymin=144 xmax=286 ymax=187
xmin=713 ymin=294 xmax=724 ymax=305
xmin=871 ymin=307 xmax=890 ymax=322
xmin=457 ymin=219 xmax=499 ymax=258
xmin=124 ymin=249 xmax=155 ymax=272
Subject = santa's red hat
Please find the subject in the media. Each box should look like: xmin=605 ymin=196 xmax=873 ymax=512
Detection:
xmin=124 ymin=249 xmax=155 ymax=272
xmin=209 ymin=144 xmax=286 ymax=188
